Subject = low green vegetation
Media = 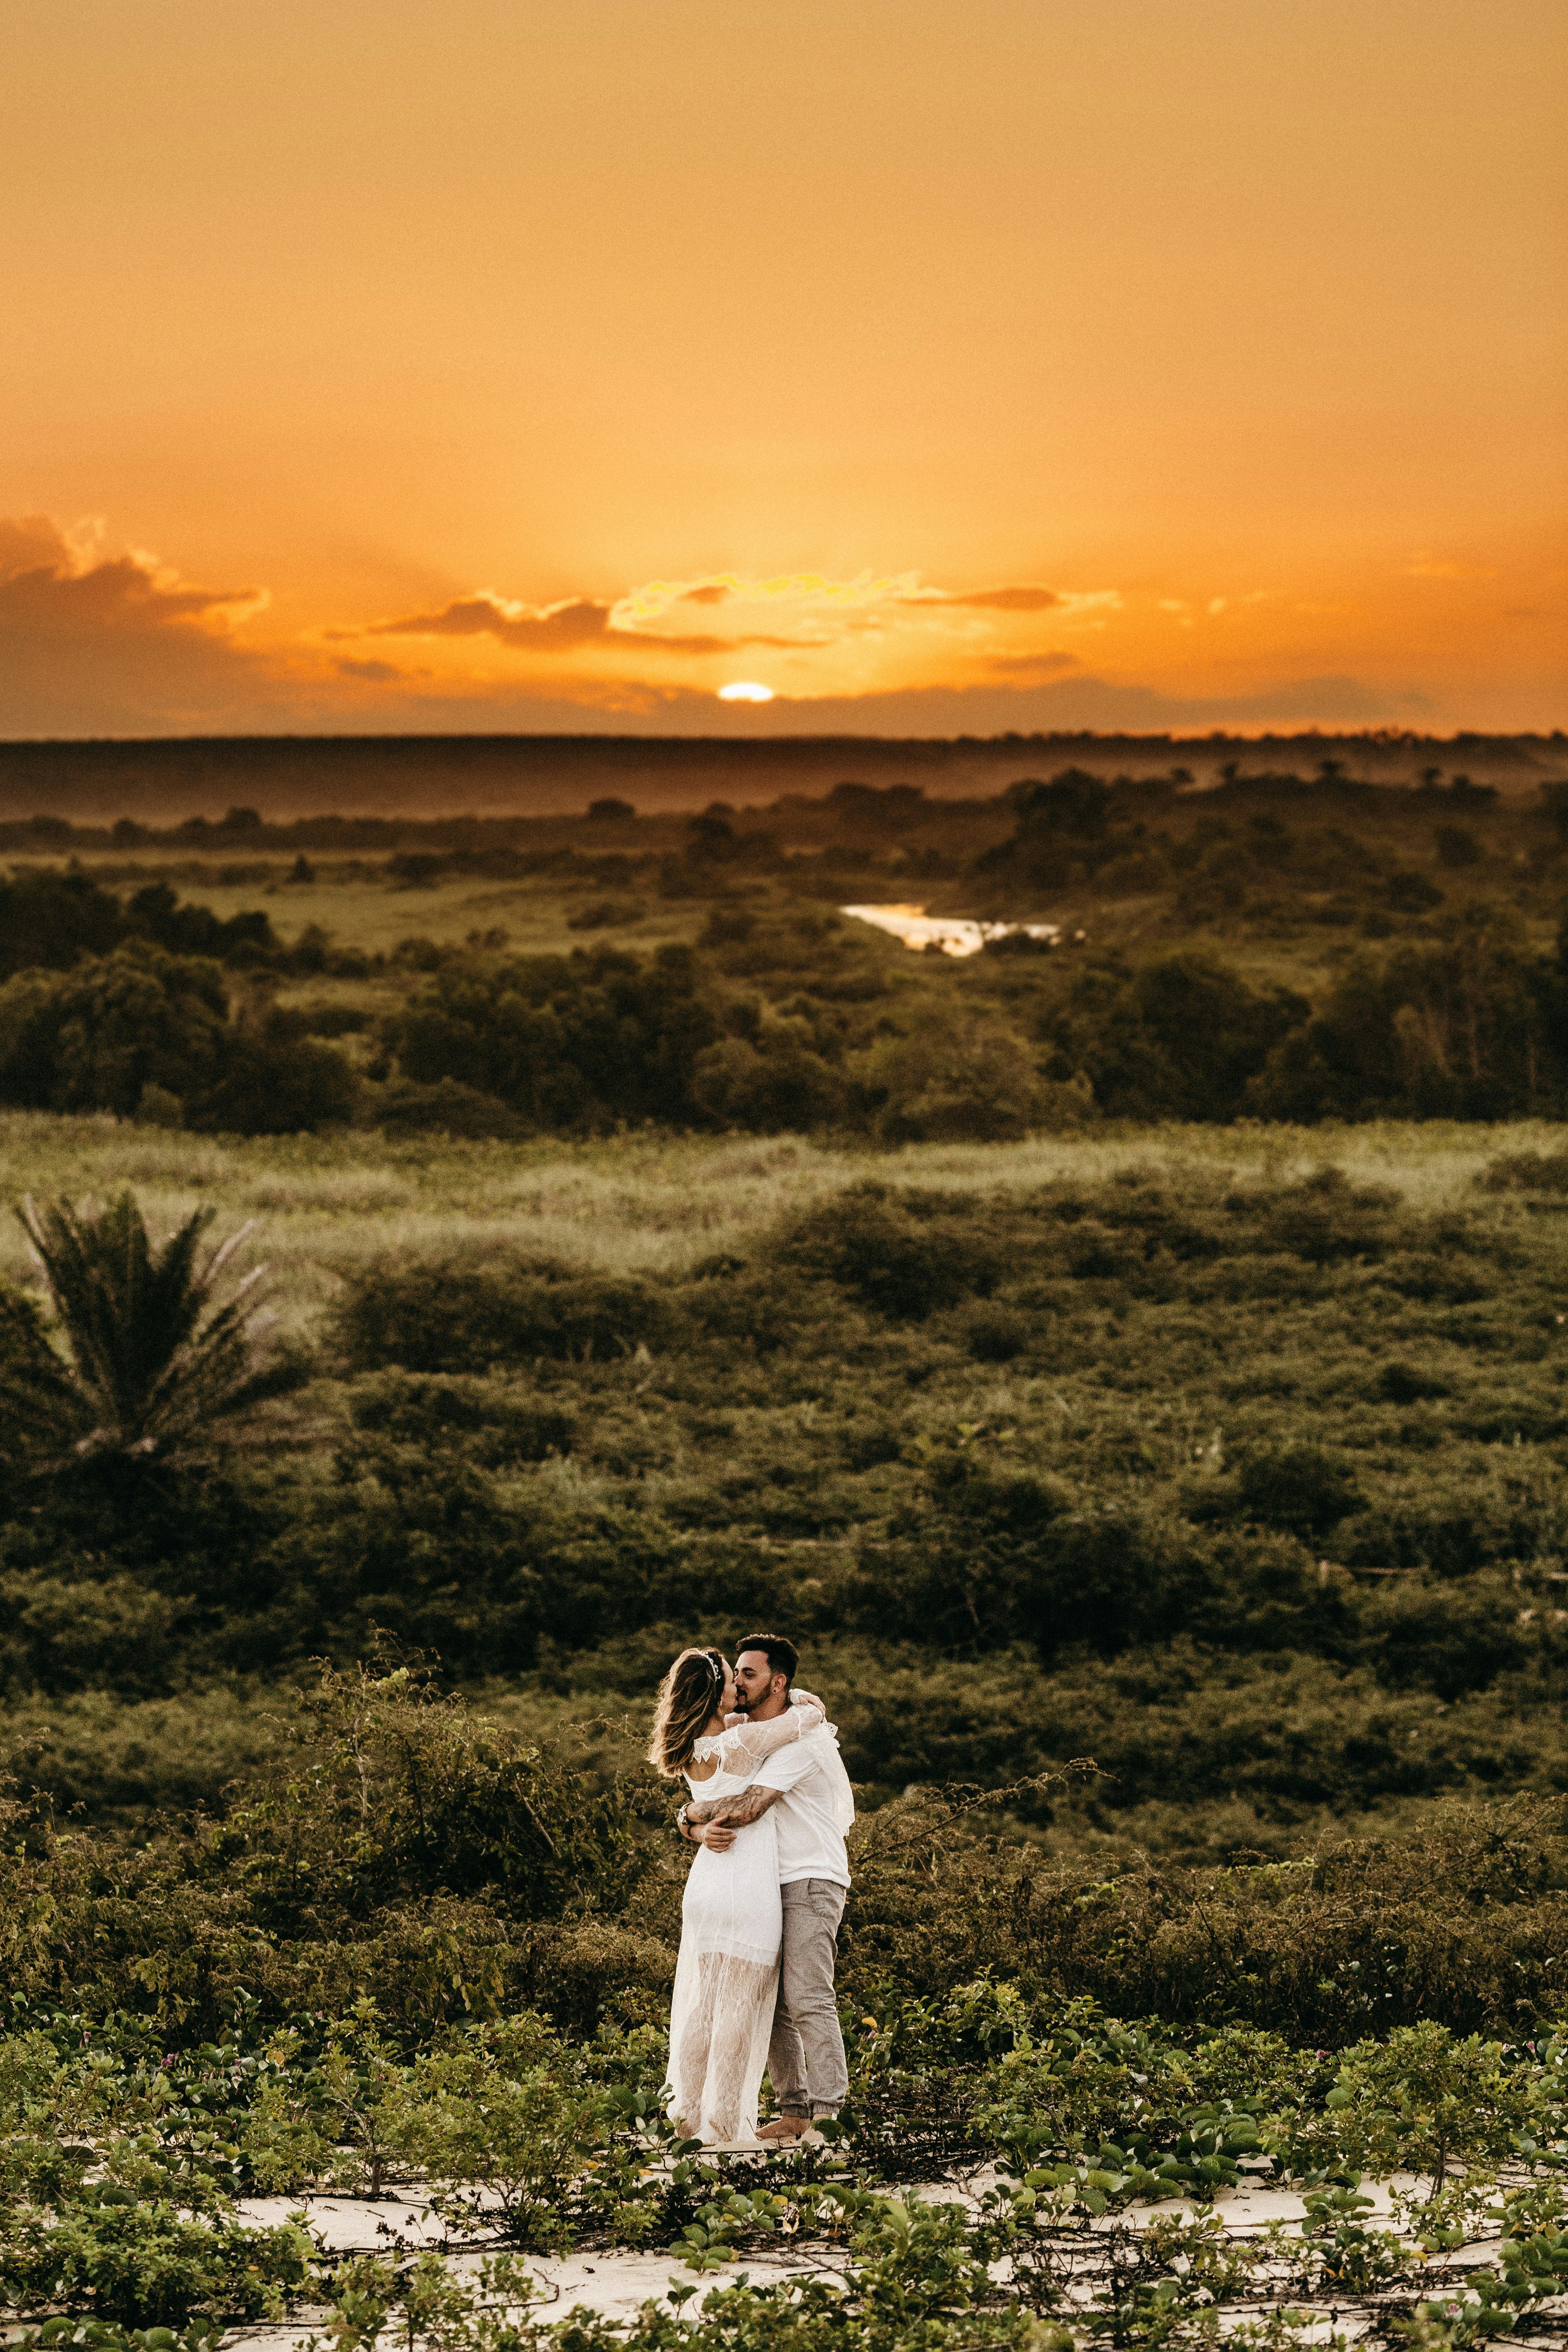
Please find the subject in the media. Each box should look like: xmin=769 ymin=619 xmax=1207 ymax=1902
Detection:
xmin=3 ymin=1125 xmax=1568 ymax=1860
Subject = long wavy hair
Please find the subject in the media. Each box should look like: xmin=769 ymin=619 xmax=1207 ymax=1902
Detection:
xmin=649 ymin=1647 xmax=728 ymax=1777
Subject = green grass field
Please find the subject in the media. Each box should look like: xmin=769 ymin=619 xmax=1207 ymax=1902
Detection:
xmin=0 ymin=1112 xmax=1542 ymax=1332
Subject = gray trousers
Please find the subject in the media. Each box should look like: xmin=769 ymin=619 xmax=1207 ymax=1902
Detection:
xmin=766 ymin=1877 xmax=848 ymax=2117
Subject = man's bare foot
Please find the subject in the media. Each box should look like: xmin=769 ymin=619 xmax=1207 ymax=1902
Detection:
xmin=756 ymin=2115 xmax=812 ymax=2142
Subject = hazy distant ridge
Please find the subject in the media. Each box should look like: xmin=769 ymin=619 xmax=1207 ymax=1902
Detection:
xmin=0 ymin=729 xmax=1561 ymax=824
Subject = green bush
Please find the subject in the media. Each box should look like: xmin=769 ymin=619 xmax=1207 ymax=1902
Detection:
xmin=0 ymin=949 xmax=355 ymax=1133
xmin=1234 ymin=1446 xmax=1364 ymax=1540
xmin=1043 ymin=951 xmax=1305 ymax=1122
xmin=0 ymin=872 xmax=126 ymax=980
xmin=346 ymin=1370 xmax=576 ymax=1462
xmin=394 ymin=944 xmax=720 ymax=1129
xmin=0 ymin=947 xmax=230 ymax=1119
xmin=375 ymin=1078 xmax=527 ymax=1139
xmin=191 ymin=1015 xmax=356 ymax=1135
xmin=1282 ymin=2020 xmax=1533 ymax=2191
xmin=769 ymin=1183 xmax=1003 ymax=1319
xmin=856 ymin=1004 xmax=1050 ymax=1143
xmin=396 ymin=2015 xmax=615 ymax=2246
xmin=1248 ymin=914 xmax=1566 ymax=1121
xmin=335 ymin=1258 xmax=679 ymax=1373
xmin=690 ymin=1029 xmax=845 ymax=1133
xmin=0 ymin=2194 xmax=315 ymax=2325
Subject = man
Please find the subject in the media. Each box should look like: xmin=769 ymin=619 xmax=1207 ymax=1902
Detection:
xmin=677 ymin=1633 xmax=851 ymax=2141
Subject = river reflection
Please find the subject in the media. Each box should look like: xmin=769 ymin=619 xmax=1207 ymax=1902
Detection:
xmin=841 ymin=902 xmax=1061 ymax=959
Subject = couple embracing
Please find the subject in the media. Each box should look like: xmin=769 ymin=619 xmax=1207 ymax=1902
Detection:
xmin=649 ymin=1634 xmax=854 ymax=2152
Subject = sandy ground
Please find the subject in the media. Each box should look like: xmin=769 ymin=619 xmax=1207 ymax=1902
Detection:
xmin=220 ymin=2162 xmax=1547 ymax=2348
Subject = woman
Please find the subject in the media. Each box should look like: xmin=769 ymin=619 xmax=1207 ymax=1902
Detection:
xmin=649 ymin=1647 xmax=828 ymax=2148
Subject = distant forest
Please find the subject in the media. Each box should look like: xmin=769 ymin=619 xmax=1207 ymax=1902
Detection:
xmin=0 ymin=723 xmax=1562 ymax=821
xmin=2 ymin=756 xmax=1567 ymax=1136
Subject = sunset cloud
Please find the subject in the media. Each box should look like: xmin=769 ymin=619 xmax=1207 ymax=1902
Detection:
xmin=337 ymin=657 xmax=405 ymax=683
xmin=352 ymin=570 xmax=1120 ymax=687
xmin=0 ymin=515 xmax=263 ymax=632
xmin=0 ymin=514 xmax=277 ymax=735
xmin=368 ymin=591 xmax=799 ymax=657
xmin=607 ymin=570 xmax=1117 ymax=630
xmin=371 ymin=594 xmax=613 ymax=649
xmin=903 ymin=583 xmax=1061 ymax=612
xmin=1405 ymin=556 xmax=1500 ymax=582
xmin=0 ymin=512 xmax=1470 ymax=742
xmin=614 ymin=570 xmax=926 ymax=625
xmin=983 ymin=651 xmax=1081 ymax=676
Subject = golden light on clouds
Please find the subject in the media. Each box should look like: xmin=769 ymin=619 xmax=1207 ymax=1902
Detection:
xmin=2 ymin=1 xmax=1564 ymax=736
xmin=718 ymin=682 xmax=776 ymax=704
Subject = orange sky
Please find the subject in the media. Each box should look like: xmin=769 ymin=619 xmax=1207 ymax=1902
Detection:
xmin=3 ymin=0 xmax=1565 ymax=738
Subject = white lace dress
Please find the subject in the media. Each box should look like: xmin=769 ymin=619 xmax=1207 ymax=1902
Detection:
xmin=665 ymin=1704 xmax=825 ymax=2147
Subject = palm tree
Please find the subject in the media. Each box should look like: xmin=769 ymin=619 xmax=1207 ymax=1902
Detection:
xmin=15 ymin=1190 xmax=294 ymax=1466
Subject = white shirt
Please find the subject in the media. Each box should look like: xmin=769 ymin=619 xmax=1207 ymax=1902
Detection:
xmin=751 ymin=1727 xmax=853 ymax=1889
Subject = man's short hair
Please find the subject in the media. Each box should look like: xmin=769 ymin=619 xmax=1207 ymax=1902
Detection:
xmin=736 ymin=1633 xmax=798 ymax=1686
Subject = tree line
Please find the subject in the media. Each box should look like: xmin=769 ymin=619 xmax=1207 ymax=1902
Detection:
xmin=2 ymin=812 xmax=1567 ymax=1137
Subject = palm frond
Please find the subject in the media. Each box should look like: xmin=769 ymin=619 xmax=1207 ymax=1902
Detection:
xmin=15 ymin=1190 xmax=290 ymax=1467
xmin=0 ymin=1281 xmax=84 ymax=1463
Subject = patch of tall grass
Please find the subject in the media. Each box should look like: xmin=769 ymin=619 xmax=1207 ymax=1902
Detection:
xmin=1 ymin=1112 xmax=1551 ymax=1307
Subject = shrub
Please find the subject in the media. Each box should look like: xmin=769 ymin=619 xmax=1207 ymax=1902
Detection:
xmin=1387 ymin=871 xmax=1446 ymax=912
xmin=1285 ymin=2021 xmax=1531 ymax=2191
xmin=1435 ymin=826 xmax=1484 ymax=869
xmin=1253 ymin=1164 xmax=1400 ymax=1262
xmin=1375 ymin=1360 xmax=1452 ymax=1404
xmin=1476 ymin=1149 xmax=1568 ymax=1194
xmin=0 ymin=1570 xmax=181 ymax=1697
xmin=190 ymin=1017 xmax=357 ymax=1135
xmin=0 ymin=871 xmax=124 ymax=979
xmin=857 ymin=1005 xmax=1050 ymax=1143
xmin=690 ymin=1031 xmax=846 ymax=1132
xmin=960 ymin=1303 xmax=1032 ymax=1363
xmin=1044 ymin=952 xmax=1306 ymax=1122
xmin=134 ymin=1084 xmax=184 ymax=1130
xmin=396 ymin=2015 xmax=614 ymax=2246
xmin=1 ymin=2194 xmax=315 ymax=2324
xmin=0 ymin=946 xmax=229 ymax=1118
xmin=207 ymin=1663 xmax=640 ymax=1933
xmin=393 ymin=943 xmax=720 ymax=1128
xmin=375 ymin=1078 xmax=526 ymax=1139
xmin=335 ymin=1258 xmax=679 ymax=1372
xmin=0 ymin=950 xmax=355 ymax=1133
xmin=124 ymin=885 xmax=277 ymax=966
xmin=347 ymin=1371 xmax=576 ymax=1462
xmin=769 ymin=1184 xmax=1004 ymax=1319
xmin=565 ymin=900 xmax=645 ymax=931
xmin=1235 ymin=1446 xmax=1364 ymax=1541
xmin=1248 ymin=914 xmax=1565 ymax=1121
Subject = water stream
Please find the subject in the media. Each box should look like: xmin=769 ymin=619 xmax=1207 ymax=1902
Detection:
xmin=841 ymin=901 xmax=1062 ymax=958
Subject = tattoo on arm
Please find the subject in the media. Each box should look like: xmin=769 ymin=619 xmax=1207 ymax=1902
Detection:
xmin=685 ymin=1784 xmax=785 ymax=1828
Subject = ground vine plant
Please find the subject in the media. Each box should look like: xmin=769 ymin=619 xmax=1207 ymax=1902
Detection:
xmin=8 ymin=1967 xmax=1568 ymax=2352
